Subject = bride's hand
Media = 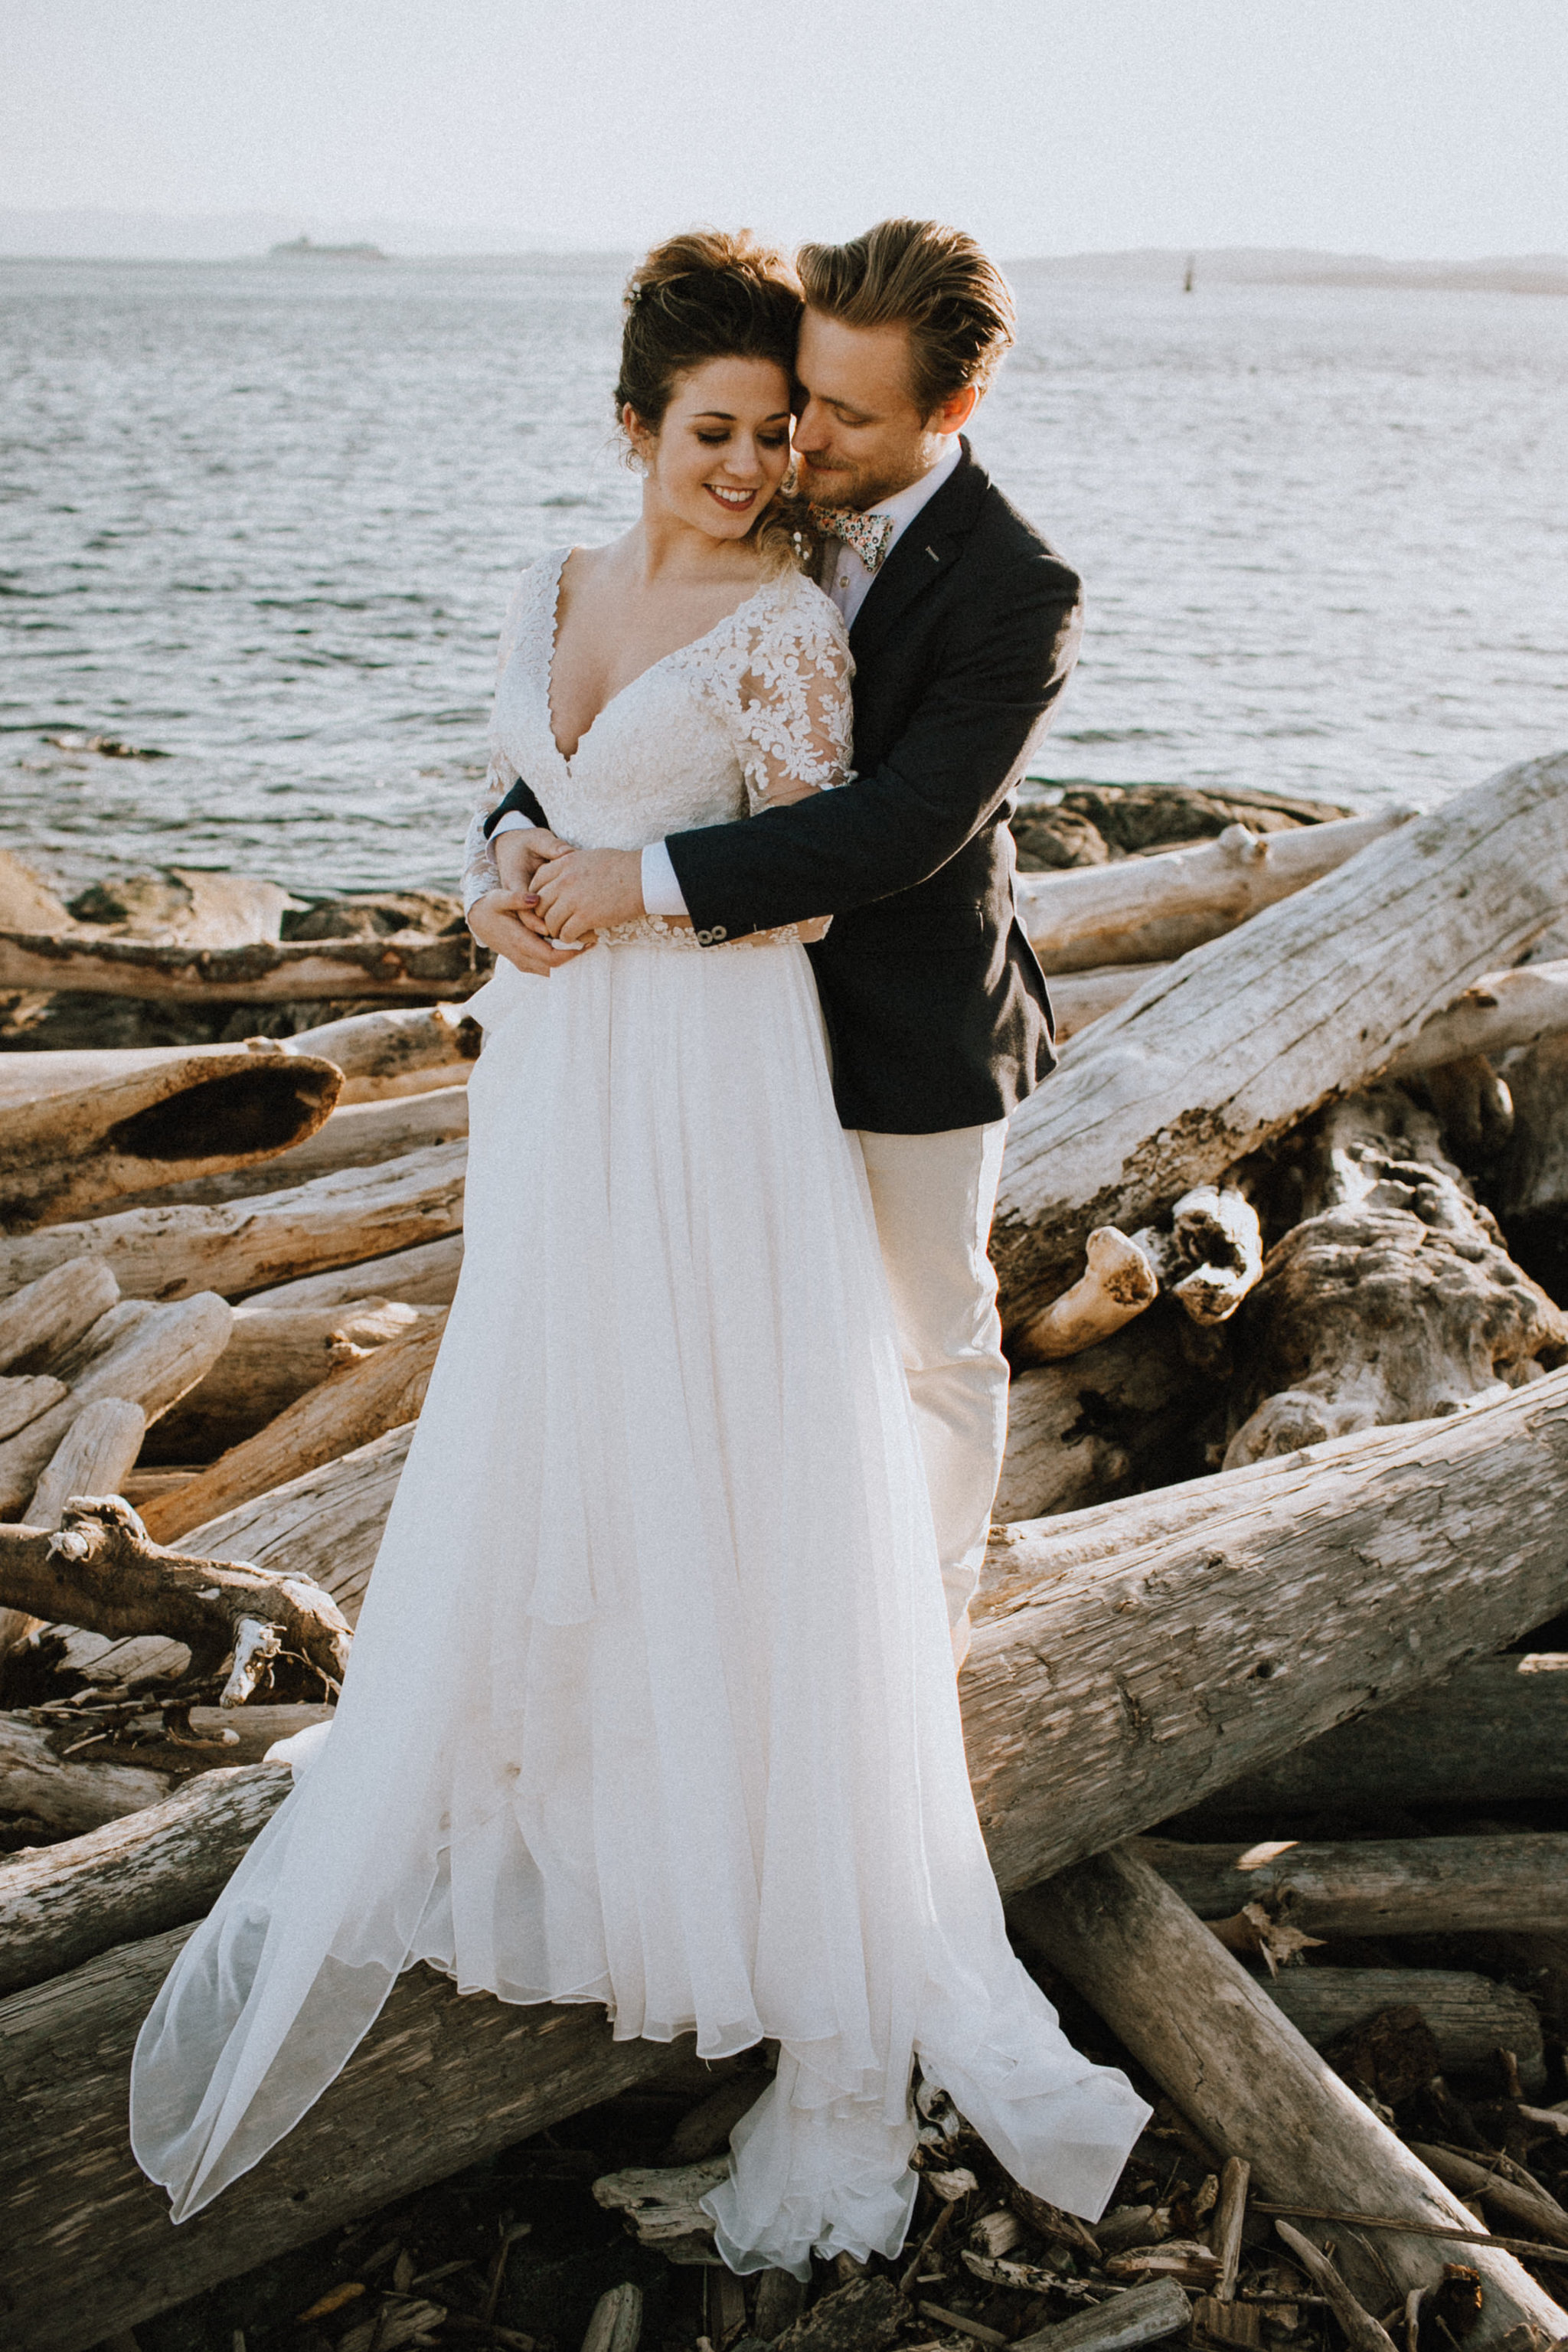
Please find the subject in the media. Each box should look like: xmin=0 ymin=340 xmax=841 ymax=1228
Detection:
xmin=534 ymin=848 xmax=645 ymax=942
xmin=467 ymin=890 xmax=590 ymax=977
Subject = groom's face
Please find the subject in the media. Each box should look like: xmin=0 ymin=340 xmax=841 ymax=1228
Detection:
xmin=793 ymin=309 xmax=952 ymax=512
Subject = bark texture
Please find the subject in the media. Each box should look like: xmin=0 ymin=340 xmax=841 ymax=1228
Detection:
xmin=118 ymin=1086 xmax=469 ymax=1210
xmin=1138 ymin=1832 xmax=1568 ymax=1934
xmin=993 ymin=753 xmax=1568 ymax=1331
xmin=243 ymin=1233 xmax=462 ymax=1313
xmin=145 ymin=1298 xmax=429 ymax=1459
xmin=0 ymin=925 xmax=486 ymax=1001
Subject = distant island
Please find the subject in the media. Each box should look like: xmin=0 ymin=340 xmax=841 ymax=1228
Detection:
xmin=269 ymin=235 xmax=388 ymax=262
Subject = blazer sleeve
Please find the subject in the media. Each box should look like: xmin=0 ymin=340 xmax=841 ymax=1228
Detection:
xmin=665 ymin=551 xmax=1082 ymax=941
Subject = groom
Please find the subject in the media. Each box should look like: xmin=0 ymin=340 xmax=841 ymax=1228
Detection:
xmin=482 ymin=218 xmax=1083 ymax=1664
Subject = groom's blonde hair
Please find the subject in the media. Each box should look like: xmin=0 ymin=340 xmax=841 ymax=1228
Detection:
xmin=796 ymin=219 xmax=1016 ymax=417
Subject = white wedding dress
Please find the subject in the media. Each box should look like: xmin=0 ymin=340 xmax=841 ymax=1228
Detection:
xmin=130 ymin=550 xmax=1149 ymax=2274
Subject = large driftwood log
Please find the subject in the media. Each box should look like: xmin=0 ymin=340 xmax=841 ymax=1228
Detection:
xmin=139 ymin=1313 xmax=445 ymax=1542
xmin=0 ymin=1925 xmax=691 ymax=2352
xmin=1138 ymin=1833 xmax=1568 ymax=1934
xmin=0 ymin=1710 xmax=177 ymax=1834
xmin=25 ymin=1396 xmax=146 ymax=1530
xmin=1011 ymin=1851 xmax=1566 ymax=2350
xmin=0 ymin=1257 xmax=120 ymax=1373
xmin=0 ymin=1762 xmax=290 ymax=1998
xmin=993 ymin=1302 xmax=1221 ymax=1524
xmin=0 ymin=1049 xmax=342 ymax=1229
xmin=0 ymin=1498 xmax=351 ymax=1701
xmin=145 ymin=1298 xmax=430 ymax=1459
xmin=117 ymin=1086 xmax=470 ymax=1211
xmin=0 ymin=1139 xmax=466 ymax=1304
xmin=61 ymin=865 xmax=295 ymax=947
xmin=0 ymin=1375 xmax=66 ymax=1442
xmin=994 ymin=752 xmax=1568 ymax=1334
xmin=0 ymin=1292 xmax=233 ymax=1515
xmin=1018 ymin=811 xmax=1409 ymax=975
xmin=1174 ymin=1652 xmax=1568 ymax=1822
xmin=965 ymin=1367 xmax=1568 ymax=1896
xmin=0 ymin=924 xmax=486 ymax=1001
xmin=286 ymin=1001 xmax=480 ymax=1102
xmin=1263 ymin=1968 xmax=1546 ymax=2089
xmin=244 ymin=1232 xmax=463 ymax=1312
xmin=1223 ymin=1089 xmax=1566 ymax=1468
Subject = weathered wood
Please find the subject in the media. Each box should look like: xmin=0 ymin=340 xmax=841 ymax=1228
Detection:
xmin=0 ymin=1374 xmax=67 ymax=1442
xmin=146 ymin=1298 xmax=430 ymax=1459
xmin=1408 ymin=2145 xmax=1568 ymax=2253
xmin=119 ymin=1086 xmax=470 ymax=1210
xmin=243 ymin=1232 xmax=463 ymax=1313
xmin=0 ymin=1139 xmax=467 ymax=1304
xmin=1223 ymin=1088 xmax=1566 ymax=1468
xmin=1129 ymin=1188 xmax=1263 ymax=1330
xmin=0 ymin=924 xmax=486 ymax=1001
xmin=285 ymin=1002 xmax=480 ymax=1102
xmin=0 ymin=1926 xmax=690 ymax=2352
xmin=44 ymin=1424 xmax=412 ymax=1688
xmin=25 ymin=1395 xmax=145 ymax=1527
xmin=1047 ymin=966 xmax=1161 ymax=1041
xmin=992 ymin=1304 xmax=1214 ymax=1524
xmin=139 ymin=1312 xmax=445 ymax=1542
xmin=1498 ymin=1034 xmax=1568 ymax=1300
xmin=1014 ymin=1227 xmax=1158 ymax=1362
xmin=0 ymin=1709 xmax=175 ymax=1834
xmin=1175 ymin=1653 xmax=1568 ymax=1823
xmin=0 ymin=1496 xmax=351 ymax=1701
xmin=1265 ymin=1968 xmax=1546 ymax=2092
xmin=0 ymin=1256 xmax=120 ymax=1374
xmin=1398 ymin=957 xmax=1568 ymax=1073
xmin=965 ymin=1368 xmax=1568 ymax=1897
xmin=1010 ymin=1850 xmax=1566 ymax=2350
xmin=1269 ymin=2225 xmax=1396 ymax=2352
xmin=1017 ymin=812 xmax=1409 ymax=975
xmin=0 ymin=1762 xmax=290 ymax=1998
xmin=64 ymin=865 xmax=296 ymax=948
xmin=993 ymin=753 xmax=1568 ymax=1331
xmin=0 ymin=1050 xmax=342 ymax=1228
xmin=1013 ymin=2279 xmax=1192 ymax=2352
xmin=0 ymin=1292 xmax=233 ymax=1514
xmin=1138 ymin=1833 xmax=1568 ymax=1936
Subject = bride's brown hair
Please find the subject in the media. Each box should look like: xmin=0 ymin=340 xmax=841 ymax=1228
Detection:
xmin=616 ymin=229 xmax=818 ymax=573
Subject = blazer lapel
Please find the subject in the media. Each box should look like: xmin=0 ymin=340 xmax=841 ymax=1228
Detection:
xmin=848 ymin=440 xmax=987 ymax=665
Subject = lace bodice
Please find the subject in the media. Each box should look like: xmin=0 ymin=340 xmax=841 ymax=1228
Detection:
xmin=461 ymin=547 xmax=854 ymax=937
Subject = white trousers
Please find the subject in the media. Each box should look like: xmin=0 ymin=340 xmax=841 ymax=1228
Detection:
xmin=856 ymin=1122 xmax=1011 ymax=1668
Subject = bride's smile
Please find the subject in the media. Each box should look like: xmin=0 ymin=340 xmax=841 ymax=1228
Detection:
xmin=631 ymin=352 xmax=794 ymax=547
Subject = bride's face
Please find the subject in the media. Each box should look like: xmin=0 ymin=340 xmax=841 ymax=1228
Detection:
xmin=630 ymin=357 xmax=794 ymax=542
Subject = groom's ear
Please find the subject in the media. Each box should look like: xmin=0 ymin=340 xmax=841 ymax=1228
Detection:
xmin=927 ymin=383 xmax=980 ymax=436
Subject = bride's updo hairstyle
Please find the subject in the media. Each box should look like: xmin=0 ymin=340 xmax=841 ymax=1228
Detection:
xmin=616 ymin=229 xmax=815 ymax=571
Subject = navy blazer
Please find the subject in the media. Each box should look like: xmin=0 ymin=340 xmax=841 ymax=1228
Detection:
xmin=485 ymin=441 xmax=1083 ymax=1134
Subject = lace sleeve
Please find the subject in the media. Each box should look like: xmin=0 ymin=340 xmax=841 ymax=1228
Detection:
xmin=460 ymin=571 xmax=531 ymax=913
xmin=733 ymin=586 xmax=854 ymax=815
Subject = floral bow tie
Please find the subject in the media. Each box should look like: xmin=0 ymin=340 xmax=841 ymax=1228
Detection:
xmin=809 ymin=505 xmax=896 ymax=572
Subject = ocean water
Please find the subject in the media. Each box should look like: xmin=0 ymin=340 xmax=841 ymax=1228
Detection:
xmin=2 ymin=253 xmax=1565 ymax=899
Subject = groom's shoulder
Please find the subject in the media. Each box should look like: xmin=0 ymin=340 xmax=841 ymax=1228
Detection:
xmin=952 ymin=452 xmax=1080 ymax=607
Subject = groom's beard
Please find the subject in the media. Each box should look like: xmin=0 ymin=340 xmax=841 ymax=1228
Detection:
xmin=797 ymin=447 xmax=922 ymax=514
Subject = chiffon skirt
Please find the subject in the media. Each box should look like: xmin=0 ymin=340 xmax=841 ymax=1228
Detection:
xmin=130 ymin=939 xmax=1149 ymax=2275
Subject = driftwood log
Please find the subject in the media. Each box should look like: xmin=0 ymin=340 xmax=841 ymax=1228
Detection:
xmin=1138 ymin=1832 xmax=1568 ymax=1934
xmin=1010 ymin=1850 xmax=1566 ymax=2350
xmin=0 ymin=1292 xmax=233 ymax=1517
xmin=8 ymin=1379 xmax=1568 ymax=2340
xmin=1263 ymin=1967 xmax=1546 ymax=2090
xmin=995 ymin=751 xmax=1568 ymax=1334
xmin=1499 ymin=1033 xmax=1568 ymax=1300
xmin=1018 ymin=811 xmax=1408 ymax=974
xmin=993 ymin=1302 xmax=1220 ymax=1524
xmin=0 ymin=1048 xmax=342 ymax=1229
xmin=0 ymin=1710 xmax=177 ymax=1835
xmin=1175 ymin=1651 xmax=1568 ymax=1821
xmin=0 ymin=1498 xmax=351 ymax=1701
xmin=0 ymin=1139 xmax=466 ymax=1304
xmin=39 ymin=1423 xmax=413 ymax=1689
xmin=0 ymin=924 xmax=486 ymax=1001
xmin=145 ymin=1298 xmax=430 ymax=1459
xmin=285 ymin=1002 xmax=480 ymax=1102
xmin=139 ymin=1312 xmax=445 ymax=1542
xmin=25 ymin=1396 xmax=146 ymax=1532
xmin=119 ymin=1085 xmax=471 ymax=1210
xmin=244 ymin=1232 xmax=463 ymax=1312
xmin=1223 ymin=1088 xmax=1566 ymax=1466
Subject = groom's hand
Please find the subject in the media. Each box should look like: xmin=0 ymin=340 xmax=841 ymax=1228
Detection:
xmin=467 ymin=889 xmax=590 ymax=977
xmin=534 ymin=848 xmax=645 ymax=942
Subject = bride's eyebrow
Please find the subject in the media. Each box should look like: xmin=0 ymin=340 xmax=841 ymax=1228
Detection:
xmin=691 ymin=409 xmax=792 ymax=423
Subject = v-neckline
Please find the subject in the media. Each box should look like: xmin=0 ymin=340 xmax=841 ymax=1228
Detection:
xmin=540 ymin=547 xmax=772 ymax=769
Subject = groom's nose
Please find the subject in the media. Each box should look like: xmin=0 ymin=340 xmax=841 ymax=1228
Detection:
xmin=794 ymin=400 xmax=830 ymax=453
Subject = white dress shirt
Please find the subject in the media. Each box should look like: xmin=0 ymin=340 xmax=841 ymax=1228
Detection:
xmin=495 ymin=439 xmax=965 ymax=922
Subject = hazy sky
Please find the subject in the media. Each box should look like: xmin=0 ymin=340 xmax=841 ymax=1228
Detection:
xmin=2 ymin=0 xmax=1565 ymax=257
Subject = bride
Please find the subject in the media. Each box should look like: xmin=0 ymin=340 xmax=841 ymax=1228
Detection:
xmin=130 ymin=230 xmax=1148 ymax=2278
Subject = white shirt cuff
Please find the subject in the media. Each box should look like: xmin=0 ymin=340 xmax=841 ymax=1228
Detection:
xmin=641 ymin=840 xmax=688 ymax=919
xmin=491 ymin=812 xmax=537 ymax=838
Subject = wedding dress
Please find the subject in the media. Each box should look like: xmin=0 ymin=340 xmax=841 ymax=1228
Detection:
xmin=130 ymin=550 xmax=1149 ymax=2275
